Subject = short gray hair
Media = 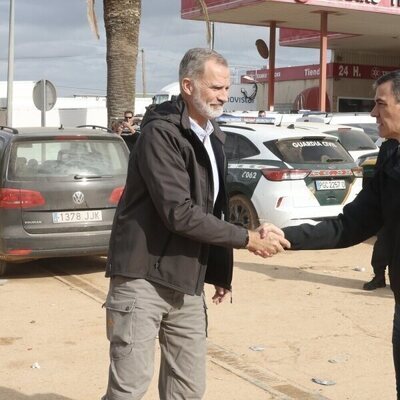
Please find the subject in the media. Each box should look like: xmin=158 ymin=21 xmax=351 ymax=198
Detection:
xmin=373 ymin=70 xmax=400 ymax=103
xmin=179 ymin=48 xmax=228 ymax=84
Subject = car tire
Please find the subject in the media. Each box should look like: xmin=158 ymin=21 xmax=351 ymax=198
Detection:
xmin=229 ymin=194 xmax=259 ymax=230
xmin=0 ymin=260 xmax=7 ymax=276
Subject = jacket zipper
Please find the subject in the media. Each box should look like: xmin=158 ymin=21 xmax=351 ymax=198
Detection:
xmin=194 ymin=146 xmax=215 ymax=295
xmin=154 ymin=233 xmax=172 ymax=270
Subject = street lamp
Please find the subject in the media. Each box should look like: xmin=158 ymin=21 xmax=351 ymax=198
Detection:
xmin=141 ymin=49 xmax=146 ymax=97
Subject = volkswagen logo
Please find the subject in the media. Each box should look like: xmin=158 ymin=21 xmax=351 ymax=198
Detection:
xmin=72 ymin=191 xmax=85 ymax=205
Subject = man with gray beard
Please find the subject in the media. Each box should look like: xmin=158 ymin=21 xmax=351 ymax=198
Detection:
xmin=101 ymin=48 xmax=290 ymax=400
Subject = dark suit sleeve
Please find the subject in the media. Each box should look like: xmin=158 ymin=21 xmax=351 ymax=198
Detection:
xmin=375 ymin=139 xmax=398 ymax=170
xmin=283 ymin=172 xmax=384 ymax=250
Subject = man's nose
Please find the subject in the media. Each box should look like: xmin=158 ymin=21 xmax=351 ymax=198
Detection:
xmin=370 ymin=105 xmax=378 ymax=118
xmin=218 ymin=88 xmax=229 ymax=103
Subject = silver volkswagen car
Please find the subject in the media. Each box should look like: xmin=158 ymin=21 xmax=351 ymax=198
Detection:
xmin=0 ymin=126 xmax=129 ymax=275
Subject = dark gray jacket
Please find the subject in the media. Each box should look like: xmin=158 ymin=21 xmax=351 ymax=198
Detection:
xmin=106 ymin=96 xmax=247 ymax=295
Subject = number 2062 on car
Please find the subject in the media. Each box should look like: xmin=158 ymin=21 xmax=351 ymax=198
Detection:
xmin=52 ymin=210 xmax=103 ymax=224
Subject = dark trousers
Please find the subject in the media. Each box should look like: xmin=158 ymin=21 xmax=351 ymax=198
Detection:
xmin=393 ymin=304 xmax=400 ymax=399
xmin=371 ymin=232 xmax=388 ymax=277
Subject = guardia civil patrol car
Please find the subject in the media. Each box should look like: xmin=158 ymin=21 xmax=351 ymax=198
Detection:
xmin=220 ymin=118 xmax=363 ymax=229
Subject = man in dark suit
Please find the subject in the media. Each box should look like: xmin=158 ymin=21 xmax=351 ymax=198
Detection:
xmin=363 ymin=138 xmax=398 ymax=290
xmin=275 ymin=70 xmax=400 ymax=398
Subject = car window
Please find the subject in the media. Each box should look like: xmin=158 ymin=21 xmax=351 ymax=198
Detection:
xmin=265 ymin=138 xmax=354 ymax=164
xmin=345 ymin=123 xmax=379 ymax=141
xmin=8 ymin=139 xmax=128 ymax=180
xmin=152 ymin=94 xmax=169 ymax=104
xmin=325 ymin=129 xmax=376 ymax=151
xmin=224 ymin=132 xmax=236 ymax=160
xmin=224 ymin=131 xmax=260 ymax=160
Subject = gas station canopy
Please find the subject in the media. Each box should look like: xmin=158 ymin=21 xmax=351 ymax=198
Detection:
xmin=181 ymin=0 xmax=400 ymax=53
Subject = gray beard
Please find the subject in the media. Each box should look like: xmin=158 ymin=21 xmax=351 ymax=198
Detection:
xmin=192 ymin=91 xmax=224 ymax=120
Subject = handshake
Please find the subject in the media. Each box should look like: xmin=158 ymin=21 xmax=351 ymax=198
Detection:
xmin=245 ymin=223 xmax=291 ymax=258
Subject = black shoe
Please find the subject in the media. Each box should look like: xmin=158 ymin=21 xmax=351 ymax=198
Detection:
xmin=363 ymin=276 xmax=386 ymax=291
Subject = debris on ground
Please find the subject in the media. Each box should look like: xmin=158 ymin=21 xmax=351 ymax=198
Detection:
xmin=328 ymin=354 xmax=350 ymax=363
xmin=312 ymin=377 xmax=336 ymax=386
xmin=353 ymin=266 xmax=365 ymax=272
xmin=0 ymin=279 xmax=8 ymax=286
xmin=249 ymin=345 xmax=265 ymax=352
xmin=31 ymin=362 xmax=41 ymax=369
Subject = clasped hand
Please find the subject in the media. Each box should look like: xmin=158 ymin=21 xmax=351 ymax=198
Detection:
xmin=246 ymin=223 xmax=291 ymax=258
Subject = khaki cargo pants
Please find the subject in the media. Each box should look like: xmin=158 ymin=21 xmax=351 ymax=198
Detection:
xmin=102 ymin=277 xmax=207 ymax=400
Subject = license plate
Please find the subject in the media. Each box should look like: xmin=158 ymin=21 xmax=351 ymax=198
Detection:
xmin=315 ymin=180 xmax=346 ymax=190
xmin=52 ymin=210 xmax=103 ymax=223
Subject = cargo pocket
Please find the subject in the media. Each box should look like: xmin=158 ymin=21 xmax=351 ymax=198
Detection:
xmin=103 ymin=295 xmax=136 ymax=359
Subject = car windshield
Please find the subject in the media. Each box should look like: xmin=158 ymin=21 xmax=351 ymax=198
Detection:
xmin=344 ymin=123 xmax=379 ymax=141
xmin=325 ymin=129 xmax=376 ymax=151
xmin=8 ymin=139 xmax=128 ymax=181
xmin=265 ymin=138 xmax=354 ymax=164
xmin=152 ymin=94 xmax=169 ymax=104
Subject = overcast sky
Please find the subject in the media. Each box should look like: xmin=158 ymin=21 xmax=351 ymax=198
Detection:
xmin=0 ymin=0 xmax=320 ymax=97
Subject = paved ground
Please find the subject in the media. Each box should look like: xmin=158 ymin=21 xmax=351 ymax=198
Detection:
xmin=0 ymin=238 xmax=396 ymax=399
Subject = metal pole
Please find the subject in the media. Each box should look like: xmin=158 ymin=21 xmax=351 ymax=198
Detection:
xmin=6 ymin=0 xmax=15 ymax=127
xmin=268 ymin=22 xmax=276 ymax=112
xmin=141 ymin=49 xmax=146 ymax=97
xmin=319 ymin=12 xmax=328 ymax=112
xmin=41 ymin=80 xmax=46 ymax=127
xmin=211 ymin=22 xmax=215 ymax=50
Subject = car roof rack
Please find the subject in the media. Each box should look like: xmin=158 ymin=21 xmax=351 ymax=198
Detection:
xmin=0 ymin=126 xmax=19 ymax=134
xmin=76 ymin=125 xmax=112 ymax=133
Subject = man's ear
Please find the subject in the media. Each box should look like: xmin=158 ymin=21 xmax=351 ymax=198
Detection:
xmin=181 ymin=78 xmax=194 ymax=96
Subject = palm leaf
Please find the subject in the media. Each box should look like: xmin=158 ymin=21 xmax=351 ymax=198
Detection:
xmin=196 ymin=0 xmax=211 ymax=46
xmin=87 ymin=0 xmax=100 ymax=39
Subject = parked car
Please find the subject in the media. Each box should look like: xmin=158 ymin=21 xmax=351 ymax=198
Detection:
xmin=287 ymin=121 xmax=379 ymax=162
xmin=356 ymin=151 xmax=379 ymax=188
xmin=0 ymin=126 xmax=129 ymax=275
xmin=298 ymin=112 xmax=379 ymax=141
xmin=345 ymin=122 xmax=379 ymax=142
xmin=327 ymin=113 xmax=377 ymax=135
xmin=220 ymin=121 xmax=363 ymax=229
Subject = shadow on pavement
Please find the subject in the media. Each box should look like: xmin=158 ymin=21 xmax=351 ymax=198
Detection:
xmin=2 ymin=256 xmax=107 ymax=280
xmin=0 ymin=387 xmax=75 ymax=400
xmin=236 ymin=261 xmax=393 ymax=299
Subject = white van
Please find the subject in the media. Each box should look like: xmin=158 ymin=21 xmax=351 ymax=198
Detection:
xmin=152 ymin=82 xmax=180 ymax=105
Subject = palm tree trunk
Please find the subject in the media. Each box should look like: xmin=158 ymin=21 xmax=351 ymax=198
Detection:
xmin=103 ymin=0 xmax=141 ymax=127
